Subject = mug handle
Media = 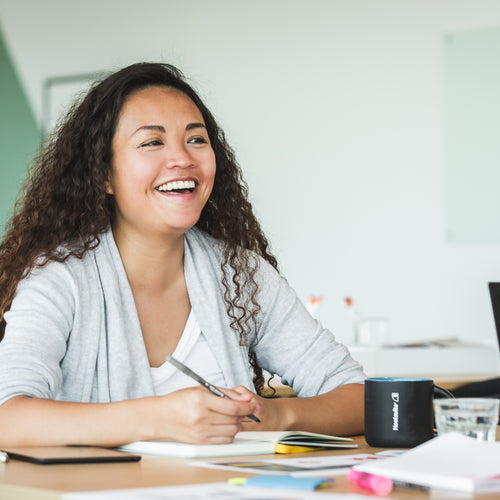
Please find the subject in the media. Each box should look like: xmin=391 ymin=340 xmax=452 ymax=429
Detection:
xmin=433 ymin=384 xmax=455 ymax=399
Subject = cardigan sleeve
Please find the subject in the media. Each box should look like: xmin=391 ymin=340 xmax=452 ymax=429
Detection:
xmin=252 ymin=258 xmax=366 ymax=397
xmin=0 ymin=261 xmax=76 ymax=405
xmin=0 ymin=228 xmax=160 ymax=406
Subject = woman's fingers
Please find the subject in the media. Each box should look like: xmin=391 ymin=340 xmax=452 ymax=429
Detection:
xmin=220 ymin=385 xmax=261 ymax=416
xmin=155 ymin=386 xmax=259 ymax=443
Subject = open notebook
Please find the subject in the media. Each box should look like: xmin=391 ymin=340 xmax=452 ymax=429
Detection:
xmin=118 ymin=431 xmax=357 ymax=458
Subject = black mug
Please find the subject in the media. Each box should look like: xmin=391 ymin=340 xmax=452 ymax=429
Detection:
xmin=365 ymin=377 xmax=452 ymax=448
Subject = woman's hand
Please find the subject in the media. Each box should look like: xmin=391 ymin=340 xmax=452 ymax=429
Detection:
xmin=226 ymin=383 xmax=365 ymax=436
xmin=153 ymin=386 xmax=259 ymax=444
xmin=224 ymin=386 xmax=287 ymax=431
xmin=0 ymin=389 xmax=259 ymax=448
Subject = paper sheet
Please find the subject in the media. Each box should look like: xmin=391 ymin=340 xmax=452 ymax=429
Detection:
xmin=62 ymin=482 xmax=369 ymax=499
xmin=191 ymin=453 xmax=384 ymax=477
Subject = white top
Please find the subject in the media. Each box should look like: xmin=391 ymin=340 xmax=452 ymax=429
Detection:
xmin=151 ymin=309 xmax=226 ymax=395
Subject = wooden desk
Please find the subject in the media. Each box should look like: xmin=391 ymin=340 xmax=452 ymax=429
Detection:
xmin=1 ymin=432 xmax=500 ymax=499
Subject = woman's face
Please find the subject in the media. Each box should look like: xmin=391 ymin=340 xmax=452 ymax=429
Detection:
xmin=107 ymin=86 xmax=216 ymax=239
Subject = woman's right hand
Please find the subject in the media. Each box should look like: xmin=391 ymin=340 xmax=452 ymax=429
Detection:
xmin=150 ymin=386 xmax=258 ymax=444
xmin=0 ymin=387 xmax=258 ymax=448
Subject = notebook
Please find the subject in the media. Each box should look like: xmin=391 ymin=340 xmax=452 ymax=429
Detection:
xmin=353 ymin=432 xmax=500 ymax=493
xmin=117 ymin=431 xmax=356 ymax=458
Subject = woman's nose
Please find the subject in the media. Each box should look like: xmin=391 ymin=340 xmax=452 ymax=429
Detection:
xmin=165 ymin=142 xmax=193 ymax=169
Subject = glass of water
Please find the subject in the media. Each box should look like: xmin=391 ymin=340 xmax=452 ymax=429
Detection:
xmin=433 ymin=398 xmax=500 ymax=442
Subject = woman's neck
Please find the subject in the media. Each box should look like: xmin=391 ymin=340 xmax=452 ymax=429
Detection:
xmin=111 ymin=225 xmax=186 ymax=293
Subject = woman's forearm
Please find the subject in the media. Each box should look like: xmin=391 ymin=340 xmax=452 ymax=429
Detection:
xmin=286 ymin=383 xmax=365 ymax=435
xmin=0 ymin=395 xmax=159 ymax=448
xmin=248 ymin=383 xmax=365 ymax=436
xmin=0 ymin=387 xmax=259 ymax=448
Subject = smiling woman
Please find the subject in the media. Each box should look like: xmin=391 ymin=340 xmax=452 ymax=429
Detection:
xmin=0 ymin=62 xmax=365 ymax=448
xmin=107 ymin=86 xmax=216 ymax=242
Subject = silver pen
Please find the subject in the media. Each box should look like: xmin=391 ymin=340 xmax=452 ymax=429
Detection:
xmin=166 ymin=355 xmax=261 ymax=423
xmin=0 ymin=451 xmax=9 ymax=463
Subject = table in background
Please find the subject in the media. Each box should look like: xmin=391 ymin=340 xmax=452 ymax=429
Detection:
xmin=262 ymin=372 xmax=499 ymax=398
xmin=348 ymin=344 xmax=498 ymax=379
xmin=1 ymin=431 xmax=500 ymax=500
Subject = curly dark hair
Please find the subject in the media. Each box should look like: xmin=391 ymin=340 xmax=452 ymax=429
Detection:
xmin=0 ymin=62 xmax=278 ymax=394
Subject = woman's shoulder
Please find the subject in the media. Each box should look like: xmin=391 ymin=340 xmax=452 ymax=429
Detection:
xmin=186 ymin=227 xmax=276 ymax=270
xmin=27 ymin=231 xmax=109 ymax=282
xmin=185 ymin=227 xmax=225 ymax=264
xmin=186 ymin=227 xmax=283 ymax=295
xmin=186 ymin=226 xmax=222 ymax=249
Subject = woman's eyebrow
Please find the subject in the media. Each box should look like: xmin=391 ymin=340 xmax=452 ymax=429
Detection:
xmin=131 ymin=124 xmax=165 ymax=136
xmin=131 ymin=123 xmax=205 ymax=136
xmin=186 ymin=122 xmax=206 ymax=131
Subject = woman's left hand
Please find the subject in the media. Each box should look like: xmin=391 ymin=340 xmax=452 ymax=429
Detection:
xmin=221 ymin=386 xmax=285 ymax=431
xmin=223 ymin=383 xmax=365 ymax=436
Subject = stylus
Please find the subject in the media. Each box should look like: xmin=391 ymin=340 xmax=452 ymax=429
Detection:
xmin=166 ymin=355 xmax=261 ymax=423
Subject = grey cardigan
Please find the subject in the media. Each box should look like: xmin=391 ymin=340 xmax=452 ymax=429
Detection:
xmin=0 ymin=227 xmax=365 ymax=405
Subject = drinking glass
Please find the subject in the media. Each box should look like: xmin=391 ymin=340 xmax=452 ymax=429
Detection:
xmin=433 ymin=398 xmax=499 ymax=442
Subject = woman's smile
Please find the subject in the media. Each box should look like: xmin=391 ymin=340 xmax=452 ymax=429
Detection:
xmin=155 ymin=179 xmax=196 ymax=194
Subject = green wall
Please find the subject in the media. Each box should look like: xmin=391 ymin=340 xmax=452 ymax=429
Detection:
xmin=0 ymin=25 xmax=40 ymax=233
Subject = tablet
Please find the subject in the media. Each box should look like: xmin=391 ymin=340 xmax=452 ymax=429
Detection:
xmin=2 ymin=446 xmax=141 ymax=464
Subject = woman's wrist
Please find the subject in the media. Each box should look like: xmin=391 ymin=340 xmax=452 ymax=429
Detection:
xmin=262 ymin=396 xmax=297 ymax=431
xmin=133 ymin=396 xmax=165 ymax=441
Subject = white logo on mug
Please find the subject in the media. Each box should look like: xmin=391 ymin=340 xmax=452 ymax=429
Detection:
xmin=391 ymin=392 xmax=399 ymax=431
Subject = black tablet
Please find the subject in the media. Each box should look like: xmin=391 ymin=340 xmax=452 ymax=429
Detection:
xmin=2 ymin=446 xmax=141 ymax=464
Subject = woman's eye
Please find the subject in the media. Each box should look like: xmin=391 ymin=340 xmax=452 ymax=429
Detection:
xmin=140 ymin=139 xmax=162 ymax=147
xmin=188 ymin=136 xmax=208 ymax=145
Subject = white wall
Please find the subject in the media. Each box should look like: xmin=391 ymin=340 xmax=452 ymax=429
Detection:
xmin=2 ymin=0 xmax=500 ymax=346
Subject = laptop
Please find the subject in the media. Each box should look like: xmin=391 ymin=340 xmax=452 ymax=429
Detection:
xmin=452 ymin=283 xmax=500 ymax=398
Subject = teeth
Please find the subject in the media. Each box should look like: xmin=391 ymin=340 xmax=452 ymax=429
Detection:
xmin=156 ymin=180 xmax=196 ymax=192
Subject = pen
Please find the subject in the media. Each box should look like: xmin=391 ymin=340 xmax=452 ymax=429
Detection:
xmin=0 ymin=451 xmax=9 ymax=463
xmin=165 ymin=355 xmax=261 ymax=423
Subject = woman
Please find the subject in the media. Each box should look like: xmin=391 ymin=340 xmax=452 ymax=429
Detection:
xmin=0 ymin=63 xmax=365 ymax=447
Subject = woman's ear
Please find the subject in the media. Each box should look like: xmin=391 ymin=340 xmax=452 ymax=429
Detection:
xmin=104 ymin=178 xmax=114 ymax=195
